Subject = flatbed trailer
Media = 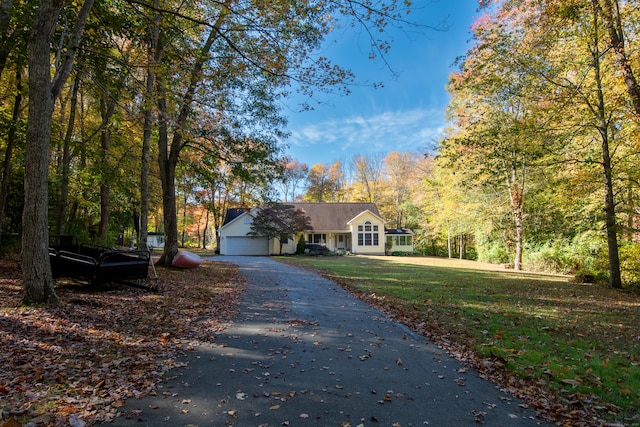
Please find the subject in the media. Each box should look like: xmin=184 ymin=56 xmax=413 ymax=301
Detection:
xmin=49 ymin=235 xmax=157 ymax=292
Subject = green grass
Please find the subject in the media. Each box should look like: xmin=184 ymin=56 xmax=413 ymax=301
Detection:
xmin=277 ymin=255 xmax=640 ymax=424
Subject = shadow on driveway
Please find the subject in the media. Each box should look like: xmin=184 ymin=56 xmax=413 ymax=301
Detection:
xmin=105 ymin=256 xmax=552 ymax=426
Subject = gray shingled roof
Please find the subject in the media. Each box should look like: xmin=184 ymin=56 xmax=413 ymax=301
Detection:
xmin=288 ymin=202 xmax=381 ymax=232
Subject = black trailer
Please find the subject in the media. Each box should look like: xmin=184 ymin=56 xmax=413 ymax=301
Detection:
xmin=49 ymin=235 xmax=157 ymax=291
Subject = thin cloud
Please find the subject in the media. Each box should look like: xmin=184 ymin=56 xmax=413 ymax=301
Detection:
xmin=289 ymin=108 xmax=445 ymax=159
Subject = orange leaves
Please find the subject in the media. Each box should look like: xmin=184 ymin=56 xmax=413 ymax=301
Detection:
xmin=0 ymin=260 xmax=244 ymax=425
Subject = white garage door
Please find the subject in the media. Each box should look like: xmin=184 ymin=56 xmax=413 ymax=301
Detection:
xmin=225 ymin=236 xmax=269 ymax=256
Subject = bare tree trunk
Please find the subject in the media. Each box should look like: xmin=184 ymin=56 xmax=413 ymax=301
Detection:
xmin=22 ymin=0 xmax=61 ymax=305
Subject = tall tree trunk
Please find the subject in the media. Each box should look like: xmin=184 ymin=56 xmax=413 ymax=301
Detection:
xmin=508 ymin=159 xmax=525 ymax=271
xmin=156 ymin=83 xmax=179 ymax=265
xmin=599 ymin=0 xmax=640 ymax=122
xmin=138 ymin=67 xmax=153 ymax=251
xmin=98 ymin=126 xmax=110 ymax=239
xmin=0 ymin=67 xmax=22 ymax=247
xmin=22 ymin=0 xmax=61 ymax=305
xmin=22 ymin=0 xmax=95 ymax=305
xmin=155 ymin=13 xmax=228 ymax=266
xmin=591 ymin=0 xmax=622 ymax=288
xmin=56 ymin=70 xmax=81 ymax=235
xmin=181 ymin=192 xmax=187 ymax=247
xmin=202 ymin=209 xmax=209 ymax=249
xmin=138 ymin=10 xmax=160 ymax=252
xmin=98 ymin=95 xmax=115 ymax=239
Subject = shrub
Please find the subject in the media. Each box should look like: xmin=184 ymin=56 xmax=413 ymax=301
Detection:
xmin=296 ymin=235 xmax=306 ymax=255
xmin=476 ymin=240 xmax=510 ymax=264
xmin=523 ymin=241 xmax=574 ymax=274
xmin=618 ymin=241 xmax=640 ymax=287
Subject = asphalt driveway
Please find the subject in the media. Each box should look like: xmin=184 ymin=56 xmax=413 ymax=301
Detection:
xmin=107 ymin=256 xmax=551 ymax=426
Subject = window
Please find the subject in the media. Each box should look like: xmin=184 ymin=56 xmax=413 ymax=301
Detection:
xmin=357 ymin=221 xmax=379 ymax=247
xmin=393 ymin=235 xmax=411 ymax=246
xmin=308 ymin=233 xmax=326 ymax=244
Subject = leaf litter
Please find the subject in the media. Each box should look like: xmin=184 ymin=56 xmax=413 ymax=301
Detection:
xmin=0 ymin=258 xmax=245 ymax=426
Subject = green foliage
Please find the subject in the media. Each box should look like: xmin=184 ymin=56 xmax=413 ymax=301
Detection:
xmin=522 ymin=240 xmax=575 ymax=274
xmin=296 ymin=234 xmax=306 ymax=255
xmin=618 ymin=241 xmax=640 ymax=287
xmin=476 ymin=239 xmax=510 ymax=264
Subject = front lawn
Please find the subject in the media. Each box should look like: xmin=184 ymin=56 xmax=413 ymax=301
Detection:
xmin=277 ymin=255 xmax=640 ymax=426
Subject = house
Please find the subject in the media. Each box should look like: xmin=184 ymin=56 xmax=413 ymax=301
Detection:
xmin=146 ymin=232 xmax=165 ymax=249
xmin=217 ymin=202 xmax=413 ymax=256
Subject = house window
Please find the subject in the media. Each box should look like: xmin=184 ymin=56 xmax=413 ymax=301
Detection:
xmin=393 ymin=235 xmax=411 ymax=245
xmin=308 ymin=233 xmax=326 ymax=244
xmin=357 ymin=221 xmax=379 ymax=246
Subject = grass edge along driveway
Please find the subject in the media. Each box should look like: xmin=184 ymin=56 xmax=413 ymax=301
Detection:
xmin=276 ymin=255 xmax=639 ymax=426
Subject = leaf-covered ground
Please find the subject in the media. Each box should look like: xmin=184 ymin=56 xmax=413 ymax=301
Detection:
xmin=0 ymin=257 xmax=245 ymax=427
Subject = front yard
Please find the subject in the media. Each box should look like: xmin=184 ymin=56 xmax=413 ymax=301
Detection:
xmin=278 ymin=255 xmax=640 ymax=426
xmin=0 ymin=258 xmax=245 ymax=426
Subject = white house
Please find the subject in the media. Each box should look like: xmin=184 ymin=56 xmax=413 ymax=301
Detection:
xmin=217 ymin=202 xmax=413 ymax=256
xmin=146 ymin=232 xmax=165 ymax=249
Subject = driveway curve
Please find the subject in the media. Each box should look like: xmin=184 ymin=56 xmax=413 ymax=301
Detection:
xmin=108 ymin=256 xmax=551 ymax=426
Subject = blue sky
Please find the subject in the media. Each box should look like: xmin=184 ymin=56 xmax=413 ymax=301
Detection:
xmin=283 ymin=0 xmax=480 ymax=167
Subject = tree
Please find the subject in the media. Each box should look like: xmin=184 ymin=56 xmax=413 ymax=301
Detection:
xmin=248 ymin=204 xmax=312 ymax=255
xmin=276 ymin=157 xmax=308 ymax=202
xmin=349 ymin=154 xmax=383 ymax=203
xmin=305 ymin=161 xmax=344 ymax=202
xmin=382 ymin=151 xmax=417 ymax=230
xmin=597 ymin=0 xmax=640 ymax=123
xmin=449 ymin=0 xmax=636 ymax=285
xmin=21 ymin=0 xmax=95 ymax=305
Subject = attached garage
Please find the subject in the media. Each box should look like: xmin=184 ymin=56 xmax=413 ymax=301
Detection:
xmin=223 ymin=236 xmax=269 ymax=256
